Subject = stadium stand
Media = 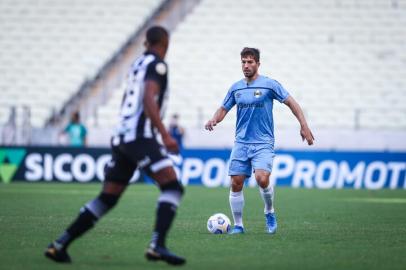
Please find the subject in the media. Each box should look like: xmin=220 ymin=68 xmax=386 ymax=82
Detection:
xmin=162 ymin=0 xmax=406 ymax=131
xmin=0 ymin=0 xmax=163 ymax=127
xmin=1 ymin=0 xmax=405 ymax=149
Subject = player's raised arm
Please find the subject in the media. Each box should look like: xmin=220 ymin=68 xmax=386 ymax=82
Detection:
xmin=143 ymin=79 xmax=179 ymax=153
xmin=205 ymin=107 xmax=228 ymax=131
xmin=283 ymin=96 xmax=315 ymax=145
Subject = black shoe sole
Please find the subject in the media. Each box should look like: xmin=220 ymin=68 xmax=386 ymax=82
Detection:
xmin=145 ymin=250 xmax=185 ymax=266
xmin=44 ymin=249 xmax=72 ymax=263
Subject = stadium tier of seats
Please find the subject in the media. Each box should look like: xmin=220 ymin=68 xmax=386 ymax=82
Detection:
xmin=2 ymin=0 xmax=405 ymax=148
xmin=0 ymin=0 xmax=163 ymax=127
xmin=110 ymin=0 xmax=401 ymax=132
xmin=163 ymin=0 xmax=406 ymax=130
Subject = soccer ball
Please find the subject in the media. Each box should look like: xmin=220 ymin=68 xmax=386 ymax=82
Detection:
xmin=207 ymin=213 xmax=231 ymax=234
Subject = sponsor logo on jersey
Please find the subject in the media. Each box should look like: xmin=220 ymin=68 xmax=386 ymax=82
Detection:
xmin=238 ymin=103 xmax=264 ymax=109
xmin=235 ymin=93 xmax=241 ymax=99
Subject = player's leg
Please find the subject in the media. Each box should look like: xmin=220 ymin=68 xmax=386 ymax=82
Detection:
xmin=255 ymin=170 xmax=277 ymax=234
xmin=145 ymin=166 xmax=186 ymax=265
xmin=44 ymin=181 xmax=127 ymax=263
xmin=45 ymin=146 xmax=134 ymax=263
xmin=228 ymin=143 xmax=251 ymax=234
xmin=229 ymin=175 xmax=246 ymax=234
xmin=255 ymin=169 xmax=274 ymax=212
xmin=134 ymin=139 xmax=185 ymax=265
xmin=252 ymin=144 xmax=277 ymax=234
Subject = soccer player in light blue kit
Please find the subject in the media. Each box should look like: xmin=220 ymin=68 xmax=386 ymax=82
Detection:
xmin=205 ymin=48 xmax=314 ymax=234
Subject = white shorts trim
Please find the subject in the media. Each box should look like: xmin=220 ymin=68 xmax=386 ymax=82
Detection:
xmin=150 ymin=158 xmax=173 ymax=173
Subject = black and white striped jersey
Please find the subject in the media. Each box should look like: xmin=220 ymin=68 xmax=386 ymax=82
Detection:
xmin=114 ymin=51 xmax=168 ymax=143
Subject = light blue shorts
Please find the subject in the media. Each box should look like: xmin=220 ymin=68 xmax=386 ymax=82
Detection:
xmin=228 ymin=142 xmax=275 ymax=177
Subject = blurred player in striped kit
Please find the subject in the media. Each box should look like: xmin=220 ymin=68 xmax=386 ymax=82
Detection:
xmin=45 ymin=26 xmax=186 ymax=266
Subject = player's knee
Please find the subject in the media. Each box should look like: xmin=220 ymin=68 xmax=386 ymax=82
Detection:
xmin=255 ymin=174 xmax=269 ymax=189
xmin=99 ymin=193 xmax=120 ymax=208
xmin=231 ymin=181 xmax=244 ymax=192
xmin=257 ymin=179 xmax=269 ymax=189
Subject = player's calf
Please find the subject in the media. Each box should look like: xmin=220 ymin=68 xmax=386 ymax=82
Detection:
xmin=44 ymin=192 xmax=120 ymax=262
xmin=146 ymin=180 xmax=186 ymax=265
xmin=150 ymin=180 xmax=184 ymax=248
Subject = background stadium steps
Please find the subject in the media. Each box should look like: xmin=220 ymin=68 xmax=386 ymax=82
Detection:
xmin=0 ymin=0 xmax=164 ymax=127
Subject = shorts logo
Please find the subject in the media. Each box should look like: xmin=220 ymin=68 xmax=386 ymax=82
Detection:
xmin=254 ymin=90 xmax=262 ymax=98
xmin=138 ymin=156 xmax=151 ymax=168
xmin=160 ymin=147 xmax=168 ymax=156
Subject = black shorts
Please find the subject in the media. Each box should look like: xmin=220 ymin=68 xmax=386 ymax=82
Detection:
xmin=104 ymin=137 xmax=172 ymax=184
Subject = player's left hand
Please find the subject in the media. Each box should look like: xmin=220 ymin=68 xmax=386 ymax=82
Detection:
xmin=300 ymin=126 xmax=315 ymax=145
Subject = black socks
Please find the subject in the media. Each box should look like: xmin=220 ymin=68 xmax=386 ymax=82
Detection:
xmin=152 ymin=202 xmax=177 ymax=248
xmin=55 ymin=208 xmax=98 ymax=249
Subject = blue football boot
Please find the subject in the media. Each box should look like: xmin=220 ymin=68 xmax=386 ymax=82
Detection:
xmin=265 ymin=213 xmax=277 ymax=234
xmin=229 ymin=225 xmax=245 ymax=234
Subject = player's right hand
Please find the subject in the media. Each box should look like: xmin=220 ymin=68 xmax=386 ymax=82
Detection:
xmin=162 ymin=134 xmax=179 ymax=153
xmin=300 ymin=126 xmax=315 ymax=145
xmin=205 ymin=119 xmax=217 ymax=131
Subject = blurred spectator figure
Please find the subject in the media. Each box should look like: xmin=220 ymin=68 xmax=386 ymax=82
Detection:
xmin=168 ymin=114 xmax=185 ymax=151
xmin=1 ymin=106 xmax=17 ymax=145
xmin=63 ymin=111 xmax=87 ymax=147
xmin=20 ymin=106 xmax=32 ymax=145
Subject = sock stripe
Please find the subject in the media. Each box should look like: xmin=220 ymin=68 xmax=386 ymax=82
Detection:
xmin=85 ymin=199 xmax=108 ymax=218
xmin=157 ymin=191 xmax=181 ymax=207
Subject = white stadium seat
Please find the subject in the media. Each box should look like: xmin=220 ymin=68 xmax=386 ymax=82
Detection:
xmin=156 ymin=0 xmax=406 ymax=130
xmin=0 ymin=0 xmax=163 ymax=127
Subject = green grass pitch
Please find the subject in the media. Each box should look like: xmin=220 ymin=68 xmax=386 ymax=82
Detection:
xmin=0 ymin=183 xmax=405 ymax=270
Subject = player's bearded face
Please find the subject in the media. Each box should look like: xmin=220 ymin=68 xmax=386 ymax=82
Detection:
xmin=241 ymin=56 xmax=259 ymax=78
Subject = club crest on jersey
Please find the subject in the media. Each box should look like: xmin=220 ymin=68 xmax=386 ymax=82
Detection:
xmin=254 ymin=90 xmax=262 ymax=98
xmin=155 ymin=63 xmax=167 ymax=75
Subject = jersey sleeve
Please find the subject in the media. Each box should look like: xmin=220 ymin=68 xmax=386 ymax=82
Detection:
xmin=270 ymin=80 xmax=289 ymax=103
xmin=144 ymin=60 xmax=167 ymax=87
xmin=221 ymin=86 xmax=236 ymax=111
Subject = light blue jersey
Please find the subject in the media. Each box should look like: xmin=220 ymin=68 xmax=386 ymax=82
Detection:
xmin=222 ymin=75 xmax=289 ymax=146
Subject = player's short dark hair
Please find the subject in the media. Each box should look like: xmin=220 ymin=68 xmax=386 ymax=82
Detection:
xmin=146 ymin=26 xmax=169 ymax=46
xmin=240 ymin=47 xmax=260 ymax=62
